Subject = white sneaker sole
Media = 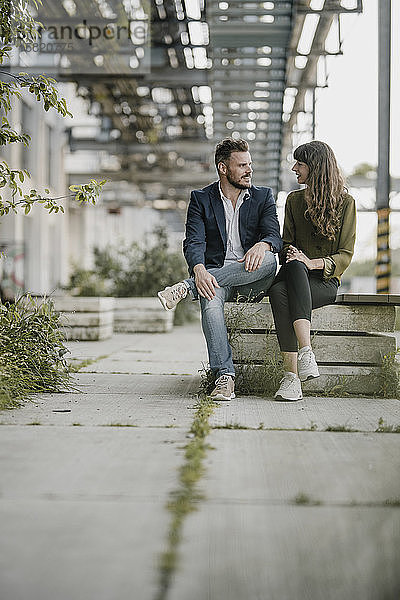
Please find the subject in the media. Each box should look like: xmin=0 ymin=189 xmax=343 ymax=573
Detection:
xmin=209 ymin=392 xmax=235 ymax=401
xmin=299 ymin=370 xmax=320 ymax=382
xmin=157 ymin=290 xmax=172 ymax=311
xmin=274 ymin=393 xmax=303 ymax=402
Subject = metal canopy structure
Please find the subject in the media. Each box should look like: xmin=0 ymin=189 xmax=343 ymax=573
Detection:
xmin=20 ymin=0 xmax=363 ymax=201
xmin=208 ymin=1 xmax=292 ymax=191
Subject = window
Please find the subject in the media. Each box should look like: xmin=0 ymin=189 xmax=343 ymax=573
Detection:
xmin=21 ymin=102 xmax=34 ymax=174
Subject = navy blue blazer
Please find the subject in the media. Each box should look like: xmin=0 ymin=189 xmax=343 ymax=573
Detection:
xmin=183 ymin=181 xmax=283 ymax=274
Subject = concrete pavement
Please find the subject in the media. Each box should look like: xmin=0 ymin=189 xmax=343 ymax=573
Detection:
xmin=1 ymin=320 xmax=399 ymax=600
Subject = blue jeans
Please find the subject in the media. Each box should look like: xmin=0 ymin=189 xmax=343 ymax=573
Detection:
xmin=185 ymin=252 xmax=277 ymax=377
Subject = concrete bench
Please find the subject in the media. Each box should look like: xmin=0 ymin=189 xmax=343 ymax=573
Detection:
xmin=224 ymin=294 xmax=400 ymax=396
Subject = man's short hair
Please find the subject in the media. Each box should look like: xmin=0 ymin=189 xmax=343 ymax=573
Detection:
xmin=214 ymin=137 xmax=249 ymax=169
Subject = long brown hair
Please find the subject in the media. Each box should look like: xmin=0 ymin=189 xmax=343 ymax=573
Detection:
xmin=293 ymin=140 xmax=347 ymax=240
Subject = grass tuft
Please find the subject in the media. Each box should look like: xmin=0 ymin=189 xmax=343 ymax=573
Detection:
xmin=213 ymin=422 xmax=250 ymax=430
xmin=379 ymin=351 xmax=400 ymax=398
xmin=104 ymin=422 xmax=138 ymax=427
xmin=293 ymin=492 xmax=322 ymax=506
xmin=325 ymin=424 xmax=357 ymax=432
xmin=0 ymin=295 xmax=73 ymax=410
xmin=68 ymin=355 xmax=109 ymax=373
xmin=375 ymin=417 xmax=400 ymax=433
xmin=384 ymin=498 xmax=400 ymax=506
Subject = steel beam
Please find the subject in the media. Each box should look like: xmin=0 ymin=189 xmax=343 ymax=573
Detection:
xmin=376 ymin=0 xmax=391 ymax=293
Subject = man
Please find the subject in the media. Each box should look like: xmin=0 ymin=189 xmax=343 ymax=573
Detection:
xmin=158 ymin=138 xmax=282 ymax=401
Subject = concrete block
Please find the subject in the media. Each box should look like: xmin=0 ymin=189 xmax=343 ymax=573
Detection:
xmin=59 ymin=311 xmax=114 ymax=327
xmin=232 ymin=332 xmax=396 ymax=365
xmin=63 ymin=325 xmax=113 ymax=341
xmin=27 ymin=296 xmax=115 ymax=341
xmin=237 ymin=364 xmax=383 ymax=395
xmin=114 ymin=297 xmax=174 ymax=333
xmin=225 ymin=302 xmax=396 ymax=333
xmin=52 ymin=296 xmax=115 ymax=312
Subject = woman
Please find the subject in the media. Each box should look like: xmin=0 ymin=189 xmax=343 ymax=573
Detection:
xmin=269 ymin=140 xmax=356 ymax=401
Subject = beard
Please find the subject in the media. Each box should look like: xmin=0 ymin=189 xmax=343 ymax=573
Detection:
xmin=226 ymin=168 xmax=251 ymax=189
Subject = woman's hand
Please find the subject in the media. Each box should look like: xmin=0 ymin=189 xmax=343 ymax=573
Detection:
xmin=286 ymin=245 xmax=324 ymax=270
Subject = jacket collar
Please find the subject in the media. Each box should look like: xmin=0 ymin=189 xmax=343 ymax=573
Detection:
xmin=210 ymin=182 xmax=226 ymax=246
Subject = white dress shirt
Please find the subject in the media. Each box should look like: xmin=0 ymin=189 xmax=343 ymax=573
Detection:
xmin=219 ymin=183 xmax=249 ymax=265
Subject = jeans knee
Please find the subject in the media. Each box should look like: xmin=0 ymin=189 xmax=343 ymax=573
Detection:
xmin=200 ymin=295 xmax=224 ymax=315
xmin=261 ymin=252 xmax=277 ymax=273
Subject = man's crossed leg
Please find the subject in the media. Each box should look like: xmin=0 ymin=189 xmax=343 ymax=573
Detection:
xmin=158 ymin=252 xmax=277 ymax=400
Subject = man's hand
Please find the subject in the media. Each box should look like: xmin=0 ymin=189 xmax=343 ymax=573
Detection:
xmin=193 ymin=264 xmax=220 ymax=300
xmin=238 ymin=241 xmax=271 ymax=272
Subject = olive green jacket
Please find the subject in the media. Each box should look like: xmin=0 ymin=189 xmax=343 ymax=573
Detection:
xmin=282 ymin=189 xmax=356 ymax=281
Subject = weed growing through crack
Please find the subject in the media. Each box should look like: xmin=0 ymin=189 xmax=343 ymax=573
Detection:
xmin=156 ymin=395 xmax=215 ymax=600
xmin=294 ymin=492 xmax=322 ymax=506
xmin=320 ymin=376 xmax=350 ymax=398
xmin=325 ymin=424 xmax=357 ymax=432
xmin=69 ymin=355 xmax=109 ymax=373
xmin=375 ymin=417 xmax=400 ymax=433
xmin=384 ymin=498 xmax=400 ymax=506
xmin=213 ymin=423 xmax=250 ymax=430
xmin=104 ymin=423 xmax=138 ymax=427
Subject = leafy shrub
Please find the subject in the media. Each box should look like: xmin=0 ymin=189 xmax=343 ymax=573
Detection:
xmin=66 ymin=226 xmax=197 ymax=323
xmin=67 ymin=226 xmax=188 ymax=297
xmin=68 ymin=266 xmax=111 ymax=297
xmin=0 ymin=296 xmax=71 ymax=410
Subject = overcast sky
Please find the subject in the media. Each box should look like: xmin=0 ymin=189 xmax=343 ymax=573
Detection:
xmin=315 ymin=0 xmax=399 ymax=177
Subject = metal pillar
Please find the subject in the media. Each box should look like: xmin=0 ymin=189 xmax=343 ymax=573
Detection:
xmin=376 ymin=0 xmax=391 ymax=293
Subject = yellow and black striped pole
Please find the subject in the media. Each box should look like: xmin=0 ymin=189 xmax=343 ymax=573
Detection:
xmin=376 ymin=207 xmax=391 ymax=293
xmin=376 ymin=0 xmax=391 ymax=294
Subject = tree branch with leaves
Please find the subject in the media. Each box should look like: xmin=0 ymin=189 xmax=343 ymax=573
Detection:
xmin=0 ymin=0 xmax=107 ymax=219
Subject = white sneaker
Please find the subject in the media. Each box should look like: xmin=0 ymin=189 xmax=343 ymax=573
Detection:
xmin=274 ymin=372 xmax=303 ymax=402
xmin=297 ymin=346 xmax=320 ymax=382
xmin=157 ymin=282 xmax=188 ymax=310
xmin=209 ymin=375 xmax=235 ymax=401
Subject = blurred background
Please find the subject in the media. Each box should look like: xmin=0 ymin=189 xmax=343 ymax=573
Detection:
xmin=0 ymin=0 xmax=398 ymax=299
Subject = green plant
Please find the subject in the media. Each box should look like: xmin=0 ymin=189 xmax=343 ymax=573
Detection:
xmin=379 ymin=351 xmax=400 ymax=399
xmin=113 ymin=226 xmax=187 ymax=297
xmin=325 ymin=424 xmax=356 ymax=432
xmin=226 ymin=300 xmax=284 ymax=395
xmin=375 ymin=417 xmax=400 ymax=433
xmin=67 ymin=266 xmax=111 ymax=298
xmin=66 ymin=226 xmax=196 ymax=324
xmin=67 ymin=226 xmax=187 ymax=297
xmin=68 ymin=355 xmax=109 ymax=373
xmin=293 ymin=493 xmax=322 ymax=506
xmin=0 ymin=295 xmax=72 ymax=409
xmin=213 ymin=422 xmax=250 ymax=430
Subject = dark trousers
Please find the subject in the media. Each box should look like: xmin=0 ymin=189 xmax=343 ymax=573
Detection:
xmin=268 ymin=260 xmax=339 ymax=352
